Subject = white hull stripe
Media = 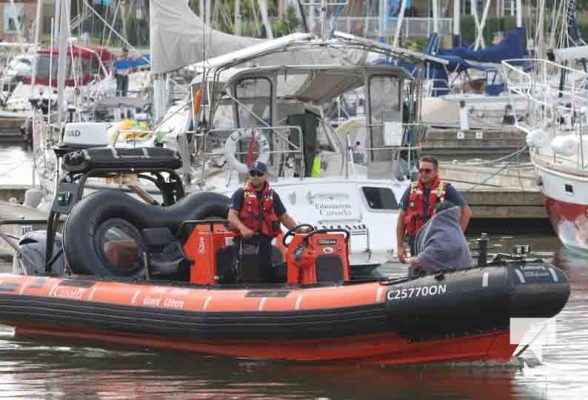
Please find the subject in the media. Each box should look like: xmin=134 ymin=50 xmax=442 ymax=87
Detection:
xmin=482 ymin=272 xmax=489 ymax=288
xmin=131 ymin=290 xmax=141 ymax=304
xmin=18 ymin=281 xmax=29 ymax=295
xmin=376 ymin=286 xmax=385 ymax=302
xmin=295 ymin=295 xmax=303 ymax=310
xmin=48 ymin=282 xmax=60 ymax=297
xmin=258 ymin=297 xmax=267 ymax=311
xmin=88 ymin=287 xmax=97 ymax=301
xmin=549 ymin=268 xmax=559 ymax=282
xmin=203 ymin=296 xmax=212 ymax=310
xmin=515 ymin=270 xmax=526 ymax=283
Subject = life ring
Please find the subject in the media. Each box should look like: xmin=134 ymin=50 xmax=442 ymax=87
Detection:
xmin=224 ymin=129 xmax=271 ymax=174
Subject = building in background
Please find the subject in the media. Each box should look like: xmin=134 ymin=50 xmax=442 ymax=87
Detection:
xmin=0 ymin=0 xmax=39 ymax=42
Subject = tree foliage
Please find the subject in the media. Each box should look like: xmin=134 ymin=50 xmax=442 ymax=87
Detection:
xmin=274 ymin=5 xmax=301 ymax=37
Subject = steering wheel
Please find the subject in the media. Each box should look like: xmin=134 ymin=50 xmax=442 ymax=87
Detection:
xmin=282 ymin=224 xmax=315 ymax=247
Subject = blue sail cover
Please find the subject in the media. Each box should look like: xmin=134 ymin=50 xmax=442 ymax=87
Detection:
xmin=437 ymin=27 xmax=525 ymax=63
xmin=372 ymin=28 xmax=526 ymax=96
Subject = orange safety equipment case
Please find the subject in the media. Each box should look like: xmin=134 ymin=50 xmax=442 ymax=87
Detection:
xmin=183 ymin=221 xmax=235 ymax=285
xmin=285 ymin=229 xmax=350 ymax=285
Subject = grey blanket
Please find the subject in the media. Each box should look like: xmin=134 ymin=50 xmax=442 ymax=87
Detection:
xmin=414 ymin=206 xmax=474 ymax=274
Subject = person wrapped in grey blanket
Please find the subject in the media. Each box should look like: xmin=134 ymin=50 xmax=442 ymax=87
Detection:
xmin=409 ymin=201 xmax=474 ymax=277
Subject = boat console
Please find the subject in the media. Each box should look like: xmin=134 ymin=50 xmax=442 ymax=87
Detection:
xmin=181 ymin=221 xmax=351 ymax=285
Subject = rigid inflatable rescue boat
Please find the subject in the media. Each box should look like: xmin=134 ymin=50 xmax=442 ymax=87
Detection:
xmin=0 ymin=147 xmax=571 ymax=365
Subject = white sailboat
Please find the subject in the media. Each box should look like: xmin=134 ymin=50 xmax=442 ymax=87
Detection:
xmin=502 ymin=0 xmax=588 ymax=252
xmin=148 ymin=0 xmax=448 ymax=266
xmin=27 ymin=0 xmax=445 ymax=268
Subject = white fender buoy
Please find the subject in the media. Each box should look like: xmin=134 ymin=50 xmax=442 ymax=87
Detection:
xmin=551 ymin=135 xmax=578 ymax=157
xmin=224 ymin=129 xmax=271 ymax=174
xmin=23 ymin=188 xmax=43 ymax=209
xmin=526 ymin=129 xmax=546 ymax=148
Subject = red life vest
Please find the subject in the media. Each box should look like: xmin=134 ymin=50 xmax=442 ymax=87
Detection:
xmin=236 ymin=182 xmax=281 ymax=238
xmin=404 ymin=176 xmax=447 ymax=236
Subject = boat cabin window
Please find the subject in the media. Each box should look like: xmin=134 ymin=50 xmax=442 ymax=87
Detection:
xmin=234 ymin=77 xmax=272 ymax=128
xmin=211 ymin=104 xmax=235 ymax=130
xmin=361 ymin=186 xmax=399 ymax=210
xmin=81 ymin=55 xmax=104 ymax=78
xmin=316 ymin=119 xmax=336 ymax=152
xmin=565 ymin=184 xmax=574 ymax=194
xmin=367 ymin=75 xmax=403 ymax=162
xmin=36 ymin=54 xmax=63 ymax=81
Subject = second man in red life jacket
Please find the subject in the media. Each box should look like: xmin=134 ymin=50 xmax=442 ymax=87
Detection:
xmin=396 ymin=155 xmax=472 ymax=265
xmin=228 ymin=161 xmax=300 ymax=283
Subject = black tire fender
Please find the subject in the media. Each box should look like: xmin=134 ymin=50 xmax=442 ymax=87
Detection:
xmin=63 ymin=190 xmax=230 ymax=276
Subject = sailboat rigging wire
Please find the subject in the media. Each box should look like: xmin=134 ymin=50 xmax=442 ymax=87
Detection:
xmin=48 ymin=18 xmax=54 ymax=125
xmin=250 ymin=0 xmax=262 ymax=37
xmin=297 ymin=0 xmax=309 ymax=33
xmin=554 ymin=0 xmax=565 ymax=48
xmin=328 ymin=1 xmax=345 ymax=40
xmin=69 ymin=41 xmax=77 ymax=88
xmin=460 ymin=145 xmax=529 ymax=167
xmin=104 ymin=0 xmax=121 ymax=48
xmin=80 ymin=0 xmax=148 ymax=64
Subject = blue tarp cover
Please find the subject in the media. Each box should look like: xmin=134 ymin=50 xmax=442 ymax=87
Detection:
xmin=113 ymin=55 xmax=150 ymax=69
xmin=437 ymin=27 xmax=525 ymax=64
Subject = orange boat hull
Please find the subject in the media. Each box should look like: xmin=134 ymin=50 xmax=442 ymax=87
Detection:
xmin=11 ymin=322 xmax=516 ymax=365
xmin=0 ymin=262 xmax=568 ymax=365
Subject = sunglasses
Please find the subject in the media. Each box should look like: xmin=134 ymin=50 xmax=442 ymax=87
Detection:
xmin=249 ymin=171 xmax=265 ymax=177
xmin=419 ymin=168 xmax=433 ymax=174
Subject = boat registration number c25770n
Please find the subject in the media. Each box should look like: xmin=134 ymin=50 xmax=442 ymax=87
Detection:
xmin=386 ymin=284 xmax=447 ymax=301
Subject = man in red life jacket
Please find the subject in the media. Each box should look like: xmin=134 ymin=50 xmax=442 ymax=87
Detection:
xmin=396 ymin=155 xmax=472 ymax=264
xmin=227 ymin=161 xmax=300 ymax=283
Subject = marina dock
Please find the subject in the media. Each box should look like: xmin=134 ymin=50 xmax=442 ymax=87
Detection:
xmin=0 ymin=185 xmax=31 ymax=204
xmin=0 ymin=161 xmax=547 ymax=224
xmin=423 ymin=127 xmax=526 ymax=157
xmin=439 ymin=162 xmax=544 ymax=219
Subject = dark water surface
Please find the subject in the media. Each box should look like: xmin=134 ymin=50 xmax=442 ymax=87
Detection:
xmin=0 ymin=234 xmax=585 ymax=399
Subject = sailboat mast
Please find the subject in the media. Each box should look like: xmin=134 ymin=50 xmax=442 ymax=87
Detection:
xmin=432 ymin=0 xmax=439 ymax=34
xmin=235 ymin=0 xmax=242 ymax=35
xmin=30 ymin=0 xmax=44 ymax=90
xmin=453 ymin=0 xmax=460 ymax=44
xmin=205 ymin=0 xmax=211 ymax=26
xmin=56 ymin=0 xmax=70 ymax=125
xmin=378 ymin=0 xmax=389 ymax=39
xmin=258 ymin=0 xmax=274 ymax=38
xmin=535 ymin=0 xmax=545 ymax=58
xmin=392 ymin=0 xmax=408 ymax=48
xmin=515 ymin=0 xmax=522 ymax=28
